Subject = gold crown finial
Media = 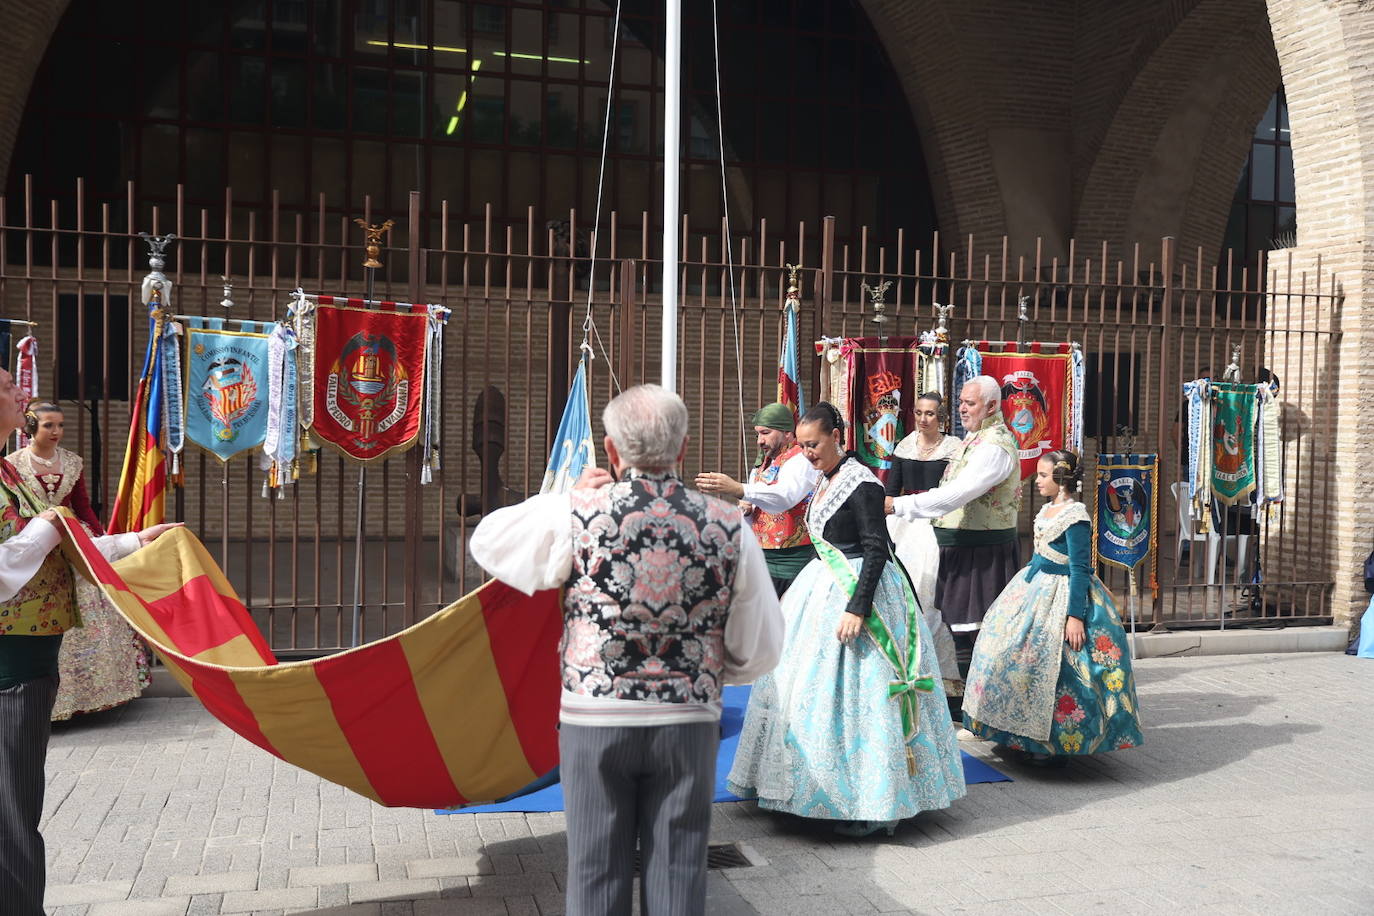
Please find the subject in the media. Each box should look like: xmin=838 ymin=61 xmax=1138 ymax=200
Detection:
xmin=784 ymin=263 xmax=803 ymax=304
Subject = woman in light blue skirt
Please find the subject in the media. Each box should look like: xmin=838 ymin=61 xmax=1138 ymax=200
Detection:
xmin=727 ymin=403 xmax=966 ymax=837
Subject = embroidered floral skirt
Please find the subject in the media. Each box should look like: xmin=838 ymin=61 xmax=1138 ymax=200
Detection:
xmin=51 ymin=579 xmax=150 ymax=722
xmin=888 ymin=515 xmax=962 ymax=694
xmin=963 ymin=569 xmax=1143 ymax=755
xmin=727 ymin=556 xmax=967 ymax=822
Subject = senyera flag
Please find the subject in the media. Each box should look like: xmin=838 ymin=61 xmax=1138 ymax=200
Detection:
xmin=54 ymin=512 xmax=563 ymax=809
xmin=308 ymin=297 xmax=430 ymax=464
xmin=108 ymin=308 xmax=170 ymax=534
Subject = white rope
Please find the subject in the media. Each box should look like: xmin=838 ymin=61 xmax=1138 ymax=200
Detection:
xmin=711 ymin=0 xmax=749 ymax=466
xmin=579 ymin=0 xmax=624 ymax=394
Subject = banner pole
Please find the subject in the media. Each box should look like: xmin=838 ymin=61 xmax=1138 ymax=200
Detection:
xmin=1128 ymin=567 xmax=1139 ymax=660
xmin=349 ymin=264 xmax=377 ymax=648
xmin=347 ymin=217 xmax=392 ymax=648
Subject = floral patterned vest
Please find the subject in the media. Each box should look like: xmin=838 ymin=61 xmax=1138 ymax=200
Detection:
xmin=0 ymin=462 xmax=78 ymax=636
xmin=563 ymin=470 xmax=742 ymax=705
xmin=748 ymin=444 xmax=812 ymax=550
xmin=933 ymin=416 xmax=1021 ymax=531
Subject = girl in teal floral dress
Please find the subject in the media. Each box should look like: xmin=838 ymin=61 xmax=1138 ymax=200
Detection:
xmin=962 ymin=450 xmax=1143 ymax=761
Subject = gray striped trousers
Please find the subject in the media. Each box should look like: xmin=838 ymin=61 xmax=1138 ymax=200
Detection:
xmin=0 ymin=674 xmax=58 ymax=916
xmin=560 ymin=721 xmax=719 ymax=916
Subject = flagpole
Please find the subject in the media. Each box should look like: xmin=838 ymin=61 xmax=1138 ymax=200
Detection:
xmin=350 ymin=219 xmax=393 ymax=647
xmin=661 ymin=0 xmax=681 ymax=392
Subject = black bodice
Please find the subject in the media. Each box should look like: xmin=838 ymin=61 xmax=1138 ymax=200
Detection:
xmin=884 ymin=456 xmax=950 ymax=497
xmin=819 ymin=476 xmax=891 ymax=618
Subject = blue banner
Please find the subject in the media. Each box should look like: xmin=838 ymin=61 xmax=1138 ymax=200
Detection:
xmin=1095 ymin=453 xmax=1157 ymax=573
xmin=540 ymin=356 xmax=596 ymax=494
xmin=184 ymin=318 xmax=273 ymax=462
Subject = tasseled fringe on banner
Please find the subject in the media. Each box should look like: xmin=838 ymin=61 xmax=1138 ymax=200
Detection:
xmin=418 ymin=304 xmax=450 ymax=484
xmin=950 ymin=347 xmax=982 ymax=438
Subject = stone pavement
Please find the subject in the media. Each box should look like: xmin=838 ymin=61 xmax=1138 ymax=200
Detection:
xmin=39 ymin=651 xmax=1373 ymax=916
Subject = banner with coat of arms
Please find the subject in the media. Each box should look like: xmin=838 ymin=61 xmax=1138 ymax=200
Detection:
xmin=1094 ymin=454 xmax=1158 ymax=579
xmin=306 ymin=297 xmax=432 ymax=464
xmin=814 ymin=336 xmax=927 ymax=484
xmin=953 ymin=342 xmax=1084 ymax=480
xmin=1209 ymin=381 xmax=1258 ymax=507
xmin=183 ymin=318 xmax=272 ymax=462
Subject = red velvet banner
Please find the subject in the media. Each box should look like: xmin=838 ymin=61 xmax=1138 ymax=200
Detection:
xmin=977 ymin=350 xmax=1072 ymax=480
xmin=310 ymin=301 xmax=429 ymax=463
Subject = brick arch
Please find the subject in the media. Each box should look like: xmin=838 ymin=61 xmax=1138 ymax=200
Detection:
xmin=857 ymin=0 xmax=1006 ymax=245
xmin=0 ymin=0 xmax=70 ymax=184
xmin=1071 ymin=0 xmax=1210 ymax=215
xmin=1074 ymin=0 xmax=1276 ymax=262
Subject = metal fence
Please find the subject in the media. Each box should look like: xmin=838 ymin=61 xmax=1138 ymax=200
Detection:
xmin=0 ymin=180 xmax=1340 ymax=654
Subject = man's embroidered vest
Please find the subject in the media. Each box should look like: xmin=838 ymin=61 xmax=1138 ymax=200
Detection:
xmin=933 ymin=417 xmax=1021 ymax=531
xmin=564 ymin=471 xmax=742 ymax=705
xmin=0 ymin=464 xmax=77 ymax=636
xmin=749 ymin=444 xmax=812 ymax=550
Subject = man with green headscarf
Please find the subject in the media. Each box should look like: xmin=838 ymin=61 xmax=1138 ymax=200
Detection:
xmin=696 ymin=403 xmax=820 ymax=595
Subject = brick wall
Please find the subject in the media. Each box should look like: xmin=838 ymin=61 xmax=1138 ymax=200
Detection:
xmin=1264 ymin=0 xmax=1374 ymax=627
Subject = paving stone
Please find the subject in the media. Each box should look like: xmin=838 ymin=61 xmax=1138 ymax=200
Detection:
xmin=348 ymin=878 xmax=442 ymax=903
xmin=45 ymin=880 xmax=134 ymax=906
xmin=87 ymin=899 xmax=190 ymax=916
xmin=162 ymin=871 xmax=258 ymax=895
xmin=220 ymin=887 xmax=320 ymax=913
xmin=290 ymin=863 xmax=380 ymax=886
xmin=413 ymin=900 xmax=507 ymax=916
xmin=405 ymin=854 xmax=493 ymax=879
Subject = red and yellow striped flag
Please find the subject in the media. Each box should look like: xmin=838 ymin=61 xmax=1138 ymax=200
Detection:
xmin=56 ymin=514 xmax=563 ymax=808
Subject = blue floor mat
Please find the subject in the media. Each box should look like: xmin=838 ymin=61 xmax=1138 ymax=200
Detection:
xmin=438 ymin=685 xmax=1009 ymax=815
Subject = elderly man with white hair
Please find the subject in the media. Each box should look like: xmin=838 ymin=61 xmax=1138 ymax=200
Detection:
xmin=470 ymin=383 xmax=783 ymax=916
xmin=885 ymin=376 xmax=1020 ymax=689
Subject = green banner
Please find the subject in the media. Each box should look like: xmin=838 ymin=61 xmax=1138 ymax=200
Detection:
xmin=1210 ymin=382 xmax=1257 ymax=506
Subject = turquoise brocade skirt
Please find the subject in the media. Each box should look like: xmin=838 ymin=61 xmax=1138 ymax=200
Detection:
xmin=726 ymin=556 xmax=966 ymax=821
xmin=963 ymin=566 xmax=1144 ymax=756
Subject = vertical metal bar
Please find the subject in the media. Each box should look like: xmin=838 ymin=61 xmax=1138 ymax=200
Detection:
xmin=404 ymin=190 xmax=422 ymax=628
xmin=619 ymin=259 xmax=637 ymax=389
xmin=1153 ymin=236 xmax=1174 ymax=630
xmin=816 ymin=216 xmax=835 ymax=402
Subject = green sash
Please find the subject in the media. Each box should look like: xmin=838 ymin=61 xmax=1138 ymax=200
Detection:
xmin=810 ymin=527 xmax=934 ymax=774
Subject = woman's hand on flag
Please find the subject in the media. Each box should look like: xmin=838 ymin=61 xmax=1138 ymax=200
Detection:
xmin=136 ymin=522 xmax=185 ymax=547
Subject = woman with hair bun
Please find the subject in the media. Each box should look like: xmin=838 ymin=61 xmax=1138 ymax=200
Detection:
xmin=728 ymin=401 xmax=966 ymax=837
xmin=885 ymin=392 xmax=962 ymax=696
xmin=6 ymin=402 xmax=149 ymax=720
xmin=962 ymin=450 xmax=1143 ymax=763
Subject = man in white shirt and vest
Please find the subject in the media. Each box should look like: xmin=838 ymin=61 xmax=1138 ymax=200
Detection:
xmin=885 ymin=375 xmax=1020 ymax=680
xmin=471 ymin=384 xmax=783 ymax=916
xmin=695 ymin=402 xmax=821 ymax=596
